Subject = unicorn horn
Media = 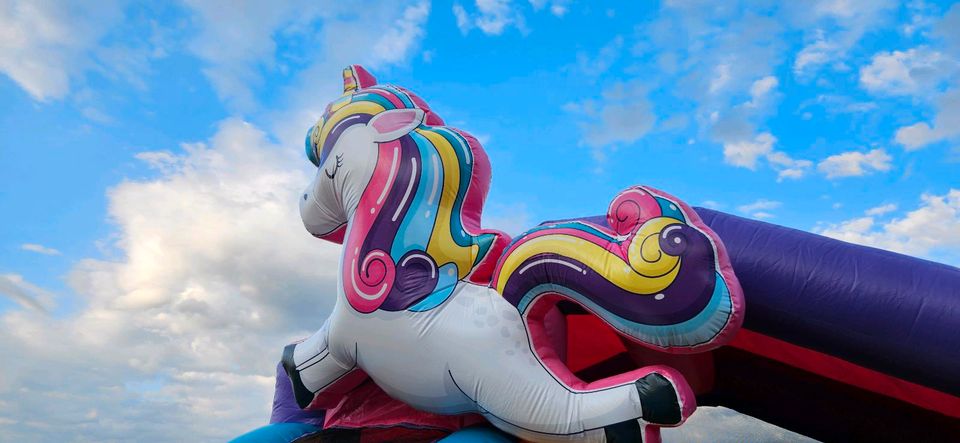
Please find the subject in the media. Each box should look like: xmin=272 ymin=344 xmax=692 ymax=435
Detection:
xmin=342 ymin=65 xmax=378 ymax=94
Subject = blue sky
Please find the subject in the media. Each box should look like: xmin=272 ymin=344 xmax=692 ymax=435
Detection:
xmin=0 ymin=1 xmax=958 ymax=441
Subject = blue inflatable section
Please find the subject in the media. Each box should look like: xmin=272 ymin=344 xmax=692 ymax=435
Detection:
xmin=438 ymin=426 xmax=516 ymax=442
xmin=230 ymin=423 xmax=514 ymax=443
xmin=228 ymin=423 xmax=320 ymax=443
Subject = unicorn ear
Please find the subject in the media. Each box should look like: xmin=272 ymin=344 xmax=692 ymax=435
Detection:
xmin=343 ymin=65 xmax=377 ymax=94
xmin=368 ymin=108 xmax=425 ymax=142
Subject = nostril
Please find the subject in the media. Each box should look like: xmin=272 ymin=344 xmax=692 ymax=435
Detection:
xmin=303 ymin=193 xmax=309 ymax=201
xmin=659 ymin=224 xmax=689 ymax=256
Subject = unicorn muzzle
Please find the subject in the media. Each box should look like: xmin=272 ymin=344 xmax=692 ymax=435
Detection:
xmin=300 ymin=178 xmax=347 ymax=243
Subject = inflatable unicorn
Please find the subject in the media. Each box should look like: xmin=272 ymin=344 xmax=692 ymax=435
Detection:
xmin=282 ymin=65 xmax=744 ymax=442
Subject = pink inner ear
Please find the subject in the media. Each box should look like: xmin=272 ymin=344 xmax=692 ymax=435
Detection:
xmin=371 ymin=109 xmax=419 ymax=134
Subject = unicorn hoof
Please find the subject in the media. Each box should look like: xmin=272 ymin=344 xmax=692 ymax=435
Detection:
xmin=603 ymin=418 xmax=644 ymax=442
xmin=281 ymin=344 xmax=316 ymax=409
xmin=636 ymin=373 xmax=682 ymax=426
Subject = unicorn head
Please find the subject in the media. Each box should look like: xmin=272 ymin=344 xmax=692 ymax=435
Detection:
xmin=300 ymin=66 xmax=507 ymax=313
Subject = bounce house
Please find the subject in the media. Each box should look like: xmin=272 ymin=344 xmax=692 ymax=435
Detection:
xmin=232 ymin=66 xmax=960 ymax=442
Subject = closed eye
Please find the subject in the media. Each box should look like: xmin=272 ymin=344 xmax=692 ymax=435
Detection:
xmin=324 ymin=154 xmax=343 ymax=179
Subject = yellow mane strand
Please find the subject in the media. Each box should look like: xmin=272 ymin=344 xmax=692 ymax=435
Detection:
xmin=314 ymin=100 xmax=386 ymax=152
xmin=416 ymin=128 xmax=479 ymax=279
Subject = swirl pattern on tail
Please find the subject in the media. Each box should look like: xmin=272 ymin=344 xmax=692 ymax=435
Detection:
xmin=492 ymin=185 xmax=744 ymax=352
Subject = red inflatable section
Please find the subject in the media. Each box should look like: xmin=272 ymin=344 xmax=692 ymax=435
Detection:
xmin=564 ymin=312 xmax=960 ymax=419
xmin=729 ymin=328 xmax=960 ymax=419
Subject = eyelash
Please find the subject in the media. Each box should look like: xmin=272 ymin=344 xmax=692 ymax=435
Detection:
xmin=325 ymin=154 xmax=343 ymax=179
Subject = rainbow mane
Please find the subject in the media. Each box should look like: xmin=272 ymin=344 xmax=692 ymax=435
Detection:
xmin=307 ymin=66 xmax=508 ymax=313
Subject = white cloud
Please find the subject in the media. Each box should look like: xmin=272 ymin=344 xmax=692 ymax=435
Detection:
xmin=902 ymin=0 xmax=938 ymax=36
xmin=0 ymin=120 xmax=341 ymax=441
xmin=0 ymin=274 xmax=54 ymax=312
xmin=20 ymin=243 xmax=61 ymax=256
xmin=774 ymin=166 xmax=809 ymax=181
xmin=603 ymin=2 xmax=915 ymax=183
xmin=371 ymin=2 xmax=431 ymax=66
xmin=183 ymin=0 xmax=317 ymax=110
xmin=80 ymin=106 xmax=115 ymax=124
xmin=738 ymin=199 xmax=782 ymax=213
xmin=723 ymin=133 xmax=775 ymax=169
xmin=452 ymin=0 xmax=525 ymax=36
xmin=0 ymin=0 xmax=422 ymax=111
xmin=577 ymin=36 xmax=623 ymax=76
xmin=794 ymin=32 xmax=838 ymax=76
xmin=738 ymin=199 xmax=782 ymax=219
xmin=865 ymin=203 xmax=897 ymax=216
xmin=714 ymin=122 xmax=812 ymax=180
xmin=569 ymin=81 xmax=656 ymax=149
xmin=659 ymin=114 xmax=690 ymax=132
xmin=183 ymin=1 xmax=430 ymax=111
xmin=475 ymin=0 xmax=520 ymax=34
xmin=0 ymin=0 xmax=130 ymax=101
xmin=799 ymin=94 xmax=879 ymax=117
xmin=641 ymin=4 xmax=812 ymax=179
xmin=529 ymin=0 xmax=571 ymax=17
xmin=816 ymin=189 xmax=960 ymax=266
xmin=453 ymin=4 xmax=472 ymax=33
xmin=566 ymin=39 xmax=648 ymax=166
xmin=453 ymin=0 xmax=567 ymax=36
xmin=708 ymin=63 xmax=733 ymax=94
xmin=134 ymin=150 xmax=181 ymax=172
xmin=632 ymin=4 xmax=815 ymax=180
xmin=896 ymin=122 xmax=940 ymax=149
xmin=720 ymin=132 xmax=812 ymax=180
xmin=889 ymin=6 xmax=960 ymax=151
xmin=792 ymin=0 xmax=898 ymax=78
xmin=768 ymin=151 xmax=814 ymax=182
xmin=751 ymin=76 xmax=778 ymax=97
xmin=895 ymin=88 xmax=960 ymax=150
xmin=817 ymin=148 xmax=893 ymax=178
xmin=747 ymin=76 xmax=779 ymax=107
xmin=264 ymin=2 xmax=434 ymax=149
xmin=937 ymin=4 xmax=960 ymax=53
xmin=859 ymin=47 xmax=957 ymax=96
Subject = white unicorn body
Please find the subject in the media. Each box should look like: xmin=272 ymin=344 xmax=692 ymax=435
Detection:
xmin=294 ymin=282 xmax=658 ymax=441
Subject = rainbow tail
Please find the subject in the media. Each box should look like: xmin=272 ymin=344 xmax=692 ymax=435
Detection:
xmin=491 ymin=185 xmax=744 ymax=353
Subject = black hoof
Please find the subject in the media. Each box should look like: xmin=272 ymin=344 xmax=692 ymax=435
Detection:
xmin=604 ymin=418 xmax=643 ymax=443
xmin=282 ymin=344 xmax=316 ymax=409
xmin=635 ymin=373 xmax=682 ymax=426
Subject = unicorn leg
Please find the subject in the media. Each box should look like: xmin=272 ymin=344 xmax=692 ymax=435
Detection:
xmin=281 ymin=320 xmax=358 ymax=409
xmin=448 ymin=341 xmax=690 ymax=442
